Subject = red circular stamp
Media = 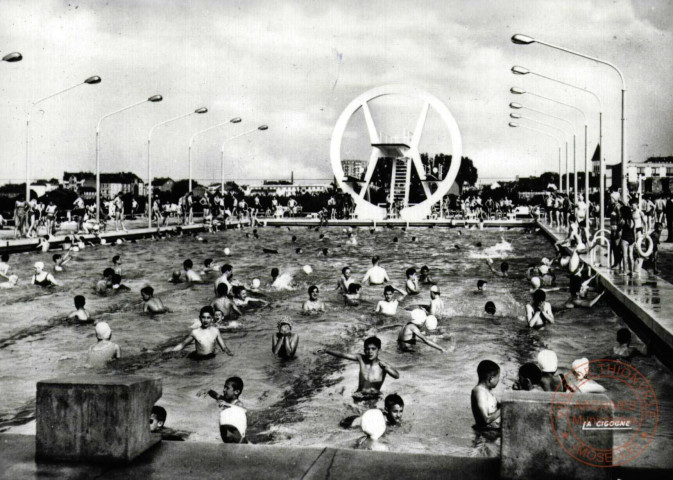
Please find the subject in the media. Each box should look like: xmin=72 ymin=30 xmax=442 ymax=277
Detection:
xmin=549 ymin=358 xmax=659 ymax=468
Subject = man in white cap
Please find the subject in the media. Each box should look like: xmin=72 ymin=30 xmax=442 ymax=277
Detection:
xmin=537 ymin=349 xmax=562 ymax=392
xmin=565 ymin=358 xmax=606 ymax=393
xmin=428 ymin=285 xmax=444 ymax=316
xmin=86 ymin=322 xmax=121 ymax=367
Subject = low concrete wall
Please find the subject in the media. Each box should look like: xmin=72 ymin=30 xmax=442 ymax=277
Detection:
xmin=501 ymin=391 xmax=612 ymax=480
xmin=36 ymin=376 xmax=162 ymax=463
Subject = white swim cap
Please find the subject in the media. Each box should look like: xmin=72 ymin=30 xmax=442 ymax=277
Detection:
xmin=361 ymin=408 xmax=386 ymax=440
xmin=571 ymin=358 xmax=590 ymax=380
xmin=541 ymin=257 xmax=551 ymax=266
xmin=116 ymin=239 xmax=122 ymax=245
xmin=531 ymin=276 xmax=542 ymax=289
xmin=539 ymin=265 xmax=550 ymax=275
xmin=425 ymin=315 xmax=438 ymax=331
xmin=219 ymin=405 xmax=247 ymax=437
xmin=34 ymin=261 xmax=44 ymax=270
xmin=410 ymin=308 xmax=427 ymax=326
xmin=430 ymin=285 xmax=440 ymax=294
xmin=302 ymin=265 xmax=313 ymax=275
xmin=224 ymin=248 xmax=231 ymax=256
xmin=251 ymin=278 xmax=261 ymax=289
xmin=95 ymin=322 xmax=112 ymax=340
xmin=537 ymin=349 xmax=558 ymax=373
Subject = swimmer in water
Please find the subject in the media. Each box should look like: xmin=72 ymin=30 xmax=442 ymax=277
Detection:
xmin=405 ymin=268 xmax=420 ymax=295
xmin=52 ymin=251 xmax=71 ymax=272
xmin=167 ymin=306 xmax=234 ymax=359
xmin=612 ymin=328 xmax=650 ymax=359
xmin=141 ymin=286 xmax=167 ymax=314
xmin=343 ymin=283 xmax=362 ymax=306
xmin=477 ymin=280 xmax=487 ymax=292
xmin=362 ymin=256 xmax=390 ymax=285
xmin=67 ymin=295 xmax=90 ymax=322
xmin=86 ymin=322 xmax=121 ymax=367
xmin=397 ymin=309 xmax=446 ymax=353
xmin=168 ymin=271 xmax=183 ymax=284
xmin=486 ymin=258 xmax=509 ymax=278
xmin=348 ymin=232 xmax=357 ymax=246
xmin=484 ymin=301 xmax=496 ymax=315
xmin=528 ymin=276 xmax=561 ymax=294
xmin=418 ymin=265 xmax=436 ymax=285
xmin=96 ymin=268 xmax=115 ymax=293
xmin=0 ymin=253 xmax=10 ymax=277
xmin=211 ymin=283 xmax=243 ymax=318
xmin=112 ymin=255 xmax=122 ymax=276
xmin=320 ymin=336 xmax=399 ymax=398
xmin=375 ymin=285 xmax=405 ymax=316
xmin=183 ymin=259 xmax=203 ymax=284
xmin=564 ymin=358 xmax=606 ymax=393
xmin=110 ymin=274 xmax=130 ymax=292
xmin=336 ymin=266 xmax=353 ymax=293
xmin=0 ymin=274 xmax=19 ymax=289
xmin=302 ymin=285 xmax=325 ymax=313
xmin=32 ymin=262 xmax=59 ymax=287
xmin=214 ymin=264 xmax=233 ymax=294
xmin=200 ymin=258 xmax=219 ymax=275
xmin=428 ymin=285 xmax=444 ymax=316
xmin=343 ymin=394 xmax=405 ymax=429
xmin=232 ymin=286 xmax=268 ymax=309
xmin=272 ymin=317 xmax=299 ymax=359
xmin=512 ymin=363 xmax=543 ymax=391
xmin=36 ymin=235 xmax=51 ymax=253
xmin=526 ymin=290 xmax=554 ymax=329
xmin=537 ymin=349 xmax=563 ymax=392
xmin=471 ymin=360 xmax=501 ymax=429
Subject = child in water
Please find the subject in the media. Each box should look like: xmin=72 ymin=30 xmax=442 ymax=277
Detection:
xmin=405 ymin=268 xmax=420 ymax=295
xmin=141 ymin=286 xmax=167 ymax=314
xmin=526 ymin=290 xmax=554 ymax=329
xmin=537 ymin=349 xmax=563 ymax=392
xmin=86 ymin=322 xmax=121 ymax=367
xmin=233 ymin=286 xmax=269 ymax=309
xmin=272 ymin=317 xmax=299 ymax=359
xmin=418 ymin=265 xmax=436 ymax=285
xmin=112 ymin=255 xmax=122 ymax=276
xmin=397 ymin=309 xmax=446 ymax=353
xmin=320 ymin=336 xmax=399 ymax=400
xmin=428 ymin=285 xmax=444 ymax=316
xmin=512 ymin=363 xmax=542 ymax=391
xmin=67 ymin=295 xmax=90 ymax=322
xmin=356 ymin=409 xmax=388 ymax=452
xmin=612 ymin=328 xmax=649 ymax=359
xmin=336 ymin=266 xmax=353 ymax=293
xmin=212 ymin=283 xmax=243 ymax=319
xmin=302 ymin=285 xmax=325 ymax=313
xmin=486 ymin=258 xmax=509 ymax=278
xmin=343 ymin=283 xmax=362 ymax=306
xmin=183 ymin=259 xmax=203 ymax=283
xmin=375 ymin=285 xmax=404 ymax=316
xmin=471 ymin=359 xmax=501 ymax=429
xmin=167 ymin=306 xmax=234 ymax=359
xmin=342 ymin=394 xmax=405 ymax=429
xmin=53 ymin=252 xmax=72 ymax=272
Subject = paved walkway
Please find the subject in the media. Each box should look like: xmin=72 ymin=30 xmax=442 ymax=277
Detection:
xmin=537 ymin=221 xmax=673 ymax=358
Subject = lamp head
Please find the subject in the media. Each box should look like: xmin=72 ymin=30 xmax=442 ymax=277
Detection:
xmin=512 ymin=34 xmax=535 ymax=45
xmin=511 ymin=66 xmax=529 ymax=75
xmin=510 ymin=87 xmax=526 ymax=95
xmin=148 ymin=95 xmax=163 ymax=102
xmin=230 ymin=117 xmax=242 ymax=123
xmin=195 ymin=107 xmax=208 ymax=114
xmin=84 ymin=76 xmax=102 ymax=84
xmin=2 ymin=52 xmax=22 ymax=62
xmin=509 ymin=102 xmax=523 ymax=109
xmin=508 ymin=122 xmax=520 ymax=128
xmin=258 ymin=125 xmax=269 ymax=130
xmin=510 ymin=113 xmax=522 ymax=119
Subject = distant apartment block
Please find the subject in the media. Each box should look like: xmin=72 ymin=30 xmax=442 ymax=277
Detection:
xmin=341 ymin=159 xmax=367 ymax=179
xmin=63 ymin=172 xmax=146 ymax=199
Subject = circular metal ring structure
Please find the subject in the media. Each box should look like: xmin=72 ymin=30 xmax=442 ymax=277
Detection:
xmin=330 ymin=84 xmax=462 ymax=220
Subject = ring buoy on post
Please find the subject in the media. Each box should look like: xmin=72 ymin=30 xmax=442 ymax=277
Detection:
xmin=635 ymin=235 xmax=654 ymax=258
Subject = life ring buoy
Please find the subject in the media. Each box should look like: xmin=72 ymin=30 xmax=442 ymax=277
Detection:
xmin=635 ymin=235 xmax=654 ymax=258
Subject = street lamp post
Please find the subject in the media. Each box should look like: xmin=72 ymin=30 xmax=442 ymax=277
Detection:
xmin=512 ymin=34 xmax=627 ymax=226
xmin=511 ymin=87 xmax=586 ymax=204
xmin=95 ymin=95 xmax=163 ymax=222
xmin=508 ymin=122 xmax=563 ymax=191
xmin=188 ymin=117 xmax=242 ymax=192
xmin=147 ymin=107 xmax=208 ymax=227
xmin=510 ymin=102 xmax=573 ymax=193
xmin=512 ymin=66 xmax=602 ymax=228
xmin=219 ymin=125 xmax=268 ymax=194
xmin=25 ymin=75 xmax=101 ymax=201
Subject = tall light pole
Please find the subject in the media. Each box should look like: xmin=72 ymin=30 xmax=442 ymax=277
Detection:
xmin=512 ymin=34 xmax=626 ymax=209
xmin=95 ymin=95 xmax=163 ymax=222
xmin=512 ymin=65 xmax=602 ymax=224
xmin=510 ymin=87 xmax=586 ymax=204
xmin=147 ymin=107 xmax=208 ymax=227
xmin=25 ymin=75 xmax=101 ymax=201
xmin=2 ymin=52 xmax=23 ymax=63
xmin=188 ymin=117 xmax=242 ymax=192
xmin=219 ymin=125 xmax=268 ymax=194
xmin=509 ymin=121 xmax=562 ymax=191
xmin=510 ymin=102 xmax=573 ymax=193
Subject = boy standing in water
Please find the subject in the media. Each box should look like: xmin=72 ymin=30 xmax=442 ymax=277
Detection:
xmin=405 ymin=268 xmax=420 ymax=295
xmin=183 ymin=259 xmax=203 ymax=283
xmin=67 ymin=295 xmax=90 ymax=322
xmin=375 ymin=285 xmax=404 ymax=316
xmin=167 ymin=306 xmax=234 ymax=359
xmin=272 ymin=317 xmax=299 ymax=359
xmin=141 ymin=286 xmax=167 ymax=314
xmin=428 ymin=285 xmax=444 ymax=316
xmin=362 ymin=256 xmax=390 ymax=285
xmin=212 ymin=283 xmax=243 ymax=319
xmin=471 ymin=360 xmax=501 ymax=429
xmin=320 ymin=336 xmax=400 ymax=399
xmin=86 ymin=322 xmax=121 ymax=367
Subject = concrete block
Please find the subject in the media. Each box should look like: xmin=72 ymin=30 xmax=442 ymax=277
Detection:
xmin=36 ymin=375 xmax=162 ymax=463
xmin=501 ymin=391 xmax=612 ymax=480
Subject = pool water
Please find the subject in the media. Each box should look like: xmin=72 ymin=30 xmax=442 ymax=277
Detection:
xmin=0 ymin=226 xmax=671 ymax=465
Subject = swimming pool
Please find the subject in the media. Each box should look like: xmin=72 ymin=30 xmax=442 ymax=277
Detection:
xmin=0 ymin=226 xmax=671 ymax=465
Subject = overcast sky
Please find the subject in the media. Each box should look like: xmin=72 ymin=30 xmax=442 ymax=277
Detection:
xmin=1 ymin=0 xmax=671 ymax=185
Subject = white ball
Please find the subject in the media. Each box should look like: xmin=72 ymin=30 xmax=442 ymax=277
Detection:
xmin=302 ymin=265 xmax=313 ymax=275
xmin=411 ymin=308 xmax=427 ymax=325
xmin=425 ymin=315 xmax=438 ymax=331
xmin=224 ymin=248 xmax=231 ymax=256
xmin=251 ymin=278 xmax=261 ymax=289
xmin=116 ymin=239 xmax=122 ymax=245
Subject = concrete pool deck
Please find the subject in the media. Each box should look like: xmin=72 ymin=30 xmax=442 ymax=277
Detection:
xmin=537 ymin=221 xmax=673 ymax=366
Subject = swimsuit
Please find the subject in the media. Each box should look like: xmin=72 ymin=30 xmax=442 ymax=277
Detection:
xmin=33 ymin=274 xmax=52 ymax=287
xmin=188 ymin=351 xmax=217 ymax=361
